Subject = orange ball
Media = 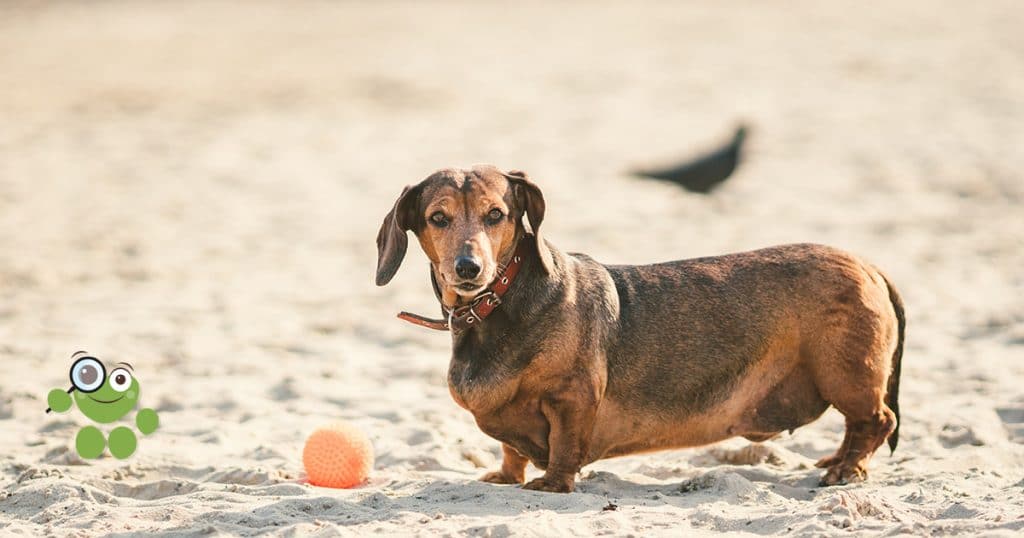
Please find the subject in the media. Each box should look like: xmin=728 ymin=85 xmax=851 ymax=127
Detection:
xmin=303 ymin=422 xmax=374 ymax=488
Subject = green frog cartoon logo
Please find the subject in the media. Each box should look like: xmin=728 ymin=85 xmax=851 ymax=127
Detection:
xmin=45 ymin=351 xmax=159 ymax=459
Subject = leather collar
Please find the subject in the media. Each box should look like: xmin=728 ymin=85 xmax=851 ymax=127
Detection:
xmin=398 ymin=239 xmax=529 ymax=333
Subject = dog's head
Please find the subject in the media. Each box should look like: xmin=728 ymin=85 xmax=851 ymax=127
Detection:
xmin=375 ymin=165 xmax=552 ymax=299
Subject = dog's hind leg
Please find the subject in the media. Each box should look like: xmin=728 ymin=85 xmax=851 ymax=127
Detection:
xmin=807 ymin=271 xmax=901 ymax=486
xmin=814 ymin=429 xmax=851 ymax=469
xmin=819 ymin=405 xmax=896 ymax=486
xmin=812 ymin=327 xmax=898 ymax=485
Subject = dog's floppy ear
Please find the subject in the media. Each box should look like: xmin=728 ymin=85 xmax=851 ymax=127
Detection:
xmin=376 ymin=184 xmax=421 ymax=286
xmin=505 ymin=170 xmax=554 ymax=274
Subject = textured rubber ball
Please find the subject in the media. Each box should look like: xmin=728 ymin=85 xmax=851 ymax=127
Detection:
xmin=303 ymin=422 xmax=374 ymax=488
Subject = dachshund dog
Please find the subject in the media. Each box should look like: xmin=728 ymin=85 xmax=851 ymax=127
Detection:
xmin=376 ymin=165 xmax=904 ymax=493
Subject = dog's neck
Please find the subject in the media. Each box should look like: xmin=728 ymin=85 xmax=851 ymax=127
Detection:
xmin=450 ymin=235 xmax=562 ymax=338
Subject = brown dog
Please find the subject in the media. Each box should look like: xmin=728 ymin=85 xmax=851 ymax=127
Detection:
xmin=376 ymin=165 xmax=904 ymax=493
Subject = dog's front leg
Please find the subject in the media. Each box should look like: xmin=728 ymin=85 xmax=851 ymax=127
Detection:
xmin=480 ymin=443 xmax=528 ymax=485
xmin=522 ymin=386 xmax=597 ymax=493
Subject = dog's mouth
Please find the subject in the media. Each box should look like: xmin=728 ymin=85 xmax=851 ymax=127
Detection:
xmin=452 ymin=275 xmax=494 ymax=296
xmin=455 ymin=282 xmax=489 ymax=297
xmin=442 ymin=268 xmax=495 ymax=297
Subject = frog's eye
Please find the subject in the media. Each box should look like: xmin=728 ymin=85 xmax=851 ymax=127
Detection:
xmin=70 ymin=357 xmax=105 ymax=393
xmin=109 ymin=368 xmax=133 ymax=393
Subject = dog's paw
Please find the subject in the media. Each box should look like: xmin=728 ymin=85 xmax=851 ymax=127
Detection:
xmin=480 ymin=470 xmax=524 ymax=485
xmin=818 ymin=464 xmax=867 ymax=487
xmin=522 ymin=476 xmax=574 ymax=493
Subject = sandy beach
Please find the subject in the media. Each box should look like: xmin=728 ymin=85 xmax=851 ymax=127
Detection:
xmin=1 ymin=1 xmax=1023 ymax=535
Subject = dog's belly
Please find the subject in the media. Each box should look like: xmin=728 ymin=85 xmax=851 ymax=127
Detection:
xmin=587 ymin=400 xmax=732 ymax=461
xmin=586 ymin=355 xmax=829 ymax=463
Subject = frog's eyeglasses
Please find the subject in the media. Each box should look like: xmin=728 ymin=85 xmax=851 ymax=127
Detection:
xmin=45 ymin=351 xmax=105 ymax=414
xmin=69 ymin=354 xmax=106 ymax=394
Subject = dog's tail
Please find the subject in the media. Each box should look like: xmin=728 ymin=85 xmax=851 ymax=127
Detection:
xmin=880 ymin=272 xmax=905 ymax=454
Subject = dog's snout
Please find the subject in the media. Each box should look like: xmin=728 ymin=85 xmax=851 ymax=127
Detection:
xmin=455 ymin=256 xmax=482 ymax=279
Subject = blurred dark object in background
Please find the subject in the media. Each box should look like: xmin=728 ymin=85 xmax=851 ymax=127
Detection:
xmin=634 ymin=124 xmax=748 ymax=193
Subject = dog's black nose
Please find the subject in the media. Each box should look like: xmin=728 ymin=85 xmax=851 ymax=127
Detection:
xmin=455 ymin=256 xmax=482 ymax=279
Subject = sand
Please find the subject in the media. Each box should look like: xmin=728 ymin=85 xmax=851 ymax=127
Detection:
xmin=1 ymin=1 xmax=1023 ymax=536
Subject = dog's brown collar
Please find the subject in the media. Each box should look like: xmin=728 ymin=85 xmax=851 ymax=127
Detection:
xmin=398 ymin=240 xmax=529 ymax=333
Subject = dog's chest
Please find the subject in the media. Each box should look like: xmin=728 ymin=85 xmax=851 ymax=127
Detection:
xmin=446 ymin=333 xmax=532 ymax=412
xmin=448 ymin=353 xmax=550 ymax=465
xmin=447 ymin=353 xmax=517 ymax=413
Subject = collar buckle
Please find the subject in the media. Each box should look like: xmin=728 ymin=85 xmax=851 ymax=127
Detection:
xmin=474 ymin=291 xmax=501 ymax=308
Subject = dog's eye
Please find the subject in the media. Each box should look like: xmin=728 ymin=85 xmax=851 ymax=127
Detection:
xmin=429 ymin=212 xmax=449 ymax=228
xmin=485 ymin=209 xmax=504 ymax=224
